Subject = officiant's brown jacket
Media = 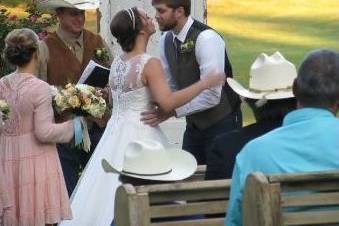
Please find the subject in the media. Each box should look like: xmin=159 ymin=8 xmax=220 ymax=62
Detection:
xmin=38 ymin=26 xmax=112 ymax=86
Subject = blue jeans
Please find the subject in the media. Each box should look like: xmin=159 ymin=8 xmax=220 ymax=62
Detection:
xmin=183 ymin=108 xmax=242 ymax=165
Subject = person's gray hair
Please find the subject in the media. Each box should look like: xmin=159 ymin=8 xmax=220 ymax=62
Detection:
xmin=294 ymin=49 xmax=339 ymax=109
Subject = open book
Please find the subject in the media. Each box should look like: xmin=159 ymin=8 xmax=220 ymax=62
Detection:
xmin=78 ymin=60 xmax=110 ymax=88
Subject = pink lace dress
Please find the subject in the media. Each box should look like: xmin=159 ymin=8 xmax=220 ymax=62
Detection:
xmin=0 ymin=72 xmax=74 ymax=226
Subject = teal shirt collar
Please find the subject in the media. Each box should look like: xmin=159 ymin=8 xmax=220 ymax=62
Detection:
xmin=283 ymin=108 xmax=335 ymax=126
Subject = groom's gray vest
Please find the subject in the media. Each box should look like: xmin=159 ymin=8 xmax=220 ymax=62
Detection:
xmin=164 ymin=20 xmax=240 ymax=130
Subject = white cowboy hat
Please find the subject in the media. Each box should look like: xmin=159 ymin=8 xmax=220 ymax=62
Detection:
xmin=102 ymin=140 xmax=197 ymax=181
xmin=227 ymin=51 xmax=297 ymax=100
xmin=37 ymin=0 xmax=99 ymax=11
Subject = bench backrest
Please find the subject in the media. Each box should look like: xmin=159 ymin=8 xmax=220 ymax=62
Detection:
xmin=243 ymin=170 xmax=339 ymax=226
xmin=115 ymin=179 xmax=231 ymax=226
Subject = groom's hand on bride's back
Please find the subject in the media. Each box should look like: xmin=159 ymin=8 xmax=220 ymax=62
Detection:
xmin=140 ymin=106 xmax=175 ymax=127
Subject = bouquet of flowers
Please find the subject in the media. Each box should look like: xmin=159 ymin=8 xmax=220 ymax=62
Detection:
xmin=0 ymin=99 xmax=10 ymax=128
xmin=52 ymin=83 xmax=107 ymax=119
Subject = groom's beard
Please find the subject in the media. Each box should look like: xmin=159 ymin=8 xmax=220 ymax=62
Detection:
xmin=158 ymin=21 xmax=177 ymax=32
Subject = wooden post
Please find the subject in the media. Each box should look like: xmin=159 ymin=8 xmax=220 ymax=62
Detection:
xmin=115 ymin=184 xmax=151 ymax=226
xmin=243 ymin=172 xmax=281 ymax=226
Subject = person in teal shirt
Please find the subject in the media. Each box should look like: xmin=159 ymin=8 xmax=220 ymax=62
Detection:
xmin=225 ymin=49 xmax=339 ymax=226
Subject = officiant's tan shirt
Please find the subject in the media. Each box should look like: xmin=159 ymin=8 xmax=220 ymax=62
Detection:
xmin=38 ymin=26 xmax=112 ymax=82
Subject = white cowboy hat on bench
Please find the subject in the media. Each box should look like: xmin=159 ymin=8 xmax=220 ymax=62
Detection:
xmin=102 ymin=139 xmax=197 ymax=181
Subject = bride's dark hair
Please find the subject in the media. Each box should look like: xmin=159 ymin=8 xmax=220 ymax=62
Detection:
xmin=110 ymin=7 xmax=143 ymax=52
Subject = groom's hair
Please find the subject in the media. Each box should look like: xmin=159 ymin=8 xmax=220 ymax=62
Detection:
xmin=152 ymin=0 xmax=191 ymax=17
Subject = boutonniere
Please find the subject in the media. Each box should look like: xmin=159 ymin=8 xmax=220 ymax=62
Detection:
xmin=94 ymin=47 xmax=110 ymax=63
xmin=180 ymin=39 xmax=195 ymax=53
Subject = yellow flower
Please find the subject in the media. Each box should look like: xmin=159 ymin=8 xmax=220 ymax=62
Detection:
xmin=55 ymin=94 xmax=66 ymax=107
xmin=65 ymin=83 xmax=73 ymax=89
xmin=61 ymin=89 xmax=73 ymax=98
xmin=0 ymin=100 xmax=7 ymax=109
xmin=64 ymin=84 xmax=77 ymax=95
xmin=82 ymin=98 xmax=92 ymax=110
xmin=84 ymin=98 xmax=92 ymax=105
xmin=68 ymin=95 xmax=81 ymax=108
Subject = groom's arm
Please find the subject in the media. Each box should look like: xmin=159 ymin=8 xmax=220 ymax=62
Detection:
xmin=174 ymin=29 xmax=225 ymax=117
xmin=141 ymin=31 xmax=225 ymax=126
xmin=140 ymin=106 xmax=175 ymax=127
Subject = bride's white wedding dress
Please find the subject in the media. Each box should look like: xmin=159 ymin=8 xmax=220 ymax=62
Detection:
xmin=60 ymin=53 xmax=168 ymax=226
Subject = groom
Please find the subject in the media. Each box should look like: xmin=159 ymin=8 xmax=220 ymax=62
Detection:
xmin=142 ymin=0 xmax=242 ymax=164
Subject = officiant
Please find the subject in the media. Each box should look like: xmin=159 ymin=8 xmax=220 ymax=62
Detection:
xmin=37 ymin=0 xmax=113 ymax=196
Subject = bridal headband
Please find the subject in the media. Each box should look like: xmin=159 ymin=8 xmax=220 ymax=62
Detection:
xmin=124 ymin=8 xmax=136 ymax=30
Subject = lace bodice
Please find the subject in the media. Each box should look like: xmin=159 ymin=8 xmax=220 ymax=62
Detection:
xmin=109 ymin=53 xmax=154 ymax=116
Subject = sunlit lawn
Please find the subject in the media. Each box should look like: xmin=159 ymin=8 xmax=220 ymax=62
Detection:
xmin=207 ymin=0 xmax=339 ymax=124
xmin=2 ymin=0 xmax=338 ymax=124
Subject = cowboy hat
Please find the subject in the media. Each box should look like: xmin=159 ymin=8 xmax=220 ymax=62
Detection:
xmin=227 ymin=51 xmax=297 ymax=100
xmin=102 ymin=140 xmax=197 ymax=181
xmin=37 ymin=0 xmax=99 ymax=11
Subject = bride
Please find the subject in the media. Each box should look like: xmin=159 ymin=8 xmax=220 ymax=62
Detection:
xmin=60 ymin=7 xmax=224 ymax=226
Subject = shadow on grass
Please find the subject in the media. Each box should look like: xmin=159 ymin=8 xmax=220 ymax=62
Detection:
xmin=207 ymin=13 xmax=338 ymax=85
xmin=217 ymin=13 xmax=338 ymax=43
xmin=220 ymin=32 xmax=323 ymax=86
xmin=207 ymin=12 xmax=338 ymax=124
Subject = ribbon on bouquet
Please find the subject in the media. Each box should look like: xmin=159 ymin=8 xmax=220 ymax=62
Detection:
xmin=0 ymin=112 xmax=4 ymax=128
xmin=74 ymin=117 xmax=91 ymax=152
xmin=80 ymin=117 xmax=91 ymax=152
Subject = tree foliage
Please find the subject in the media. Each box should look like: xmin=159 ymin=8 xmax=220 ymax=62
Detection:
xmin=0 ymin=3 xmax=57 ymax=77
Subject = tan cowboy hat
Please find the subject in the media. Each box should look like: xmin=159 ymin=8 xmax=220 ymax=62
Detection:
xmin=37 ymin=0 xmax=99 ymax=11
xmin=227 ymin=51 xmax=297 ymax=100
xmin=102 ymin=140 xmax=197 ymax=181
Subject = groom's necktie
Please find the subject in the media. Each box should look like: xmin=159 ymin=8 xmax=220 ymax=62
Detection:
xmin=173 ymin=37 xmax=181 ymax=59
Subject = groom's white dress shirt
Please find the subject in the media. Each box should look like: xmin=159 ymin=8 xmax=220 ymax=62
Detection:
xmin=159 ymin=16 xmax=226 ymax=117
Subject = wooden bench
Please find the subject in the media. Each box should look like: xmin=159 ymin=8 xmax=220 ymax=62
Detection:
xmin=184 ymin=165 xmax=207 ymax=181
xmin=114 ymin=178 xmax=231 ymax=226
xmin=243 ymin=170 xmax=339 ymax=226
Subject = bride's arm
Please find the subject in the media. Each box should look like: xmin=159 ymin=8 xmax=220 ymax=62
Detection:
xmin=142 ymin=58 xmax=223 ymax=113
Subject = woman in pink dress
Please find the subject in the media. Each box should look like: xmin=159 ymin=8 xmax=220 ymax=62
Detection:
xmin=0 ymin=28 xmax=76 ymax=226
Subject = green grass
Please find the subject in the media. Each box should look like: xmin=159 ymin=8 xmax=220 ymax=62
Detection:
xmin=0 ymin=0 xmax=29 ymax=7
xmin=207 ymin=0 xmax=339 ymax=124
xmin=207 ymin=0 xmax=339 ymax=85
